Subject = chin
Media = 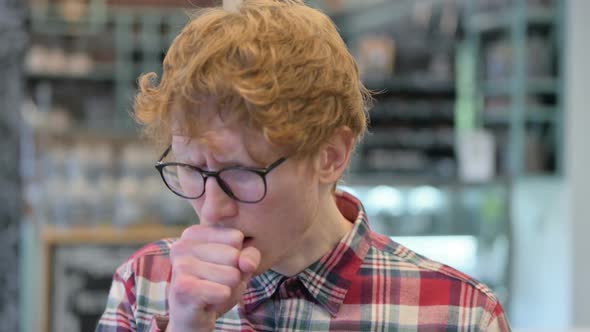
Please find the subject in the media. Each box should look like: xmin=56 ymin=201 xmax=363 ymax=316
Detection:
xmin=253 ymin=263 xmax=271 ymax=276
xmin=253 ymin=254 xmax=279 ymax=276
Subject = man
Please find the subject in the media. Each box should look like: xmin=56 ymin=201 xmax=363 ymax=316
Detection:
xmin=97 ymin=0 xmax=511 ymax=331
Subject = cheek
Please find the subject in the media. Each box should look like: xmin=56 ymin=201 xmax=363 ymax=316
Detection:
xmin=244 ymin=163 xmax=319 ymax=233
xmin=273 ymin=164 xmax=317 ymax=197
xmin=255 ymin=184 xmax=316 ymax=234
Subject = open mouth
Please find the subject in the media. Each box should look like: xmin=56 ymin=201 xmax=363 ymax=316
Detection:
xmin=243 ymin=236 xmax=254 ymax=247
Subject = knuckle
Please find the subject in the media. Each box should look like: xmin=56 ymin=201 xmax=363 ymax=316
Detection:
xmin=172 ymin=260 xmax=186 ymax=274
xmin=213 ymin=284 xmax=232 ymax=303
xmin=170 ymin=242 xmax=182 ymax=258
xmin=171 ymin=275 xmax=197 ymax=301
xmin=173 ymin=259 xmax=199 ymax=276
xmin=181 ymin=225 xmax=200 ymax=239
xmin=227 ymin=247 xmax=240 ymax=265
xmin=225 ymin=268 xmax=241 ymax=287
xmin=170 ymin=240 xmax=187 ymax=259
xmin=211 ymin=245 xmax=238 ymax=264
xmin=227 ymin=230 xmax=244 ymax=247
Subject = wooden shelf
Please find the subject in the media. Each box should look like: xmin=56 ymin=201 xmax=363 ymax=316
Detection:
xmin=40 ymin=223 xmax=186 ymax=332
xmin=42 ymin=223 xmax=185 ymax=245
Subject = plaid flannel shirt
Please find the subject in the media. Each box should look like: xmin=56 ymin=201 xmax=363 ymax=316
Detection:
xmin=96 ymin=191 xmax=511 ymax=331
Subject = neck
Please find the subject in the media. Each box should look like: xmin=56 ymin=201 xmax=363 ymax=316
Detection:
xmin=271 ymin=191 xmax=353 ymax=276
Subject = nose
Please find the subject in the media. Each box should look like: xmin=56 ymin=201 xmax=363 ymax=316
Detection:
xmin=193 ymin=177 xmax=238 ymax=225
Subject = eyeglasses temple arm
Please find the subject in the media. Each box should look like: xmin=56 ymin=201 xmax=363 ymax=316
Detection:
xmin=157 ymin=145 xmax=172 ymax=163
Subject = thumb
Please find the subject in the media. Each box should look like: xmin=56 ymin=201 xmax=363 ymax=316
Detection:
xmin=238 ymin=246 xmax=261 ymax=277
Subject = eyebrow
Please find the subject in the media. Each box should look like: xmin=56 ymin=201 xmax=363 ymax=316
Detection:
xmin=170 ymin=149 xmax=260 ymax=170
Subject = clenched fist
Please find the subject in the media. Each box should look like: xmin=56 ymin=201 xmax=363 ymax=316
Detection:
xmin=167 ymin=225 xmax=261 ymax=332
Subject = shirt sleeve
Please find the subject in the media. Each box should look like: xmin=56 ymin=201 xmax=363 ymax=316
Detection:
xmin=95 ymin=263 xmax=138 ymax=332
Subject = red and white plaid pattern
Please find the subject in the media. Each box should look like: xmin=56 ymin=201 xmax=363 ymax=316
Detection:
xmin=97 ymin=191 xmax=511 ymax=331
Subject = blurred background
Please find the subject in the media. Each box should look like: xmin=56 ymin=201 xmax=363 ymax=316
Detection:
xmin=0 ymin=0 xmax=588 ymax=331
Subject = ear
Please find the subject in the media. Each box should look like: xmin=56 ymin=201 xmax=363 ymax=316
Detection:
xmin=316 ymin=126 xmax=355 ymax=185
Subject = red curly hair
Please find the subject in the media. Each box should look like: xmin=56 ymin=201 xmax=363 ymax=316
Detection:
xmin=134 ymin=0 xmax=372 ymax=159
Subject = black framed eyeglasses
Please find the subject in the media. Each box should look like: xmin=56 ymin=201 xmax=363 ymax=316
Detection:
xmin=155 ymin=145 xmax=287 ymax=204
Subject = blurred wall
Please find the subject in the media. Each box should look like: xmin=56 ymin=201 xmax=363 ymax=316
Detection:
xmin=511 ymin=178 xmax=570 ymax=328
xmin=0 ymin=0 xmax=26 ymax=330
xmin=565 ymin=0 xmax=590 ymax=326
xmin=507 ymin=0 xmax=590 ymax=329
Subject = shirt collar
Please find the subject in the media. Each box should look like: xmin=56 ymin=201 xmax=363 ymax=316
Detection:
xmin=242 ymin=190 xmax=372 ymax=316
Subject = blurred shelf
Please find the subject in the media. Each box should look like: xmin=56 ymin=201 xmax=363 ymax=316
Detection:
xmin=468 ymin=7 xmax=557 ymax=33
xmin=482 ymin=78 xmax=558 ymax=96
xmin=331 ymin=0 xmax=442 ymax=37
xmin=525 ymin=7 xmax=558 ymax=24
xmin=464 ymin=0 xmax=563 ymax=177
xmin=26 ymin=65 xmax=115 ymax=83
xmin=42 ymin=223 xmax=185 ymax=245
xmin=34 ymin=126 xmax=141 ymax=143
xmin=29 ymin=5 xmax=108 ymax=36
xmin=106 ymin=0 xmax=215 ymax=7
xmin=342 ymin=172 xmax=510 ymax=188
xmin=371 ymin=105 xmax=454 ymax=122
xmin=26 ymin=67 xmax=115 ymax=82
xmin=518 ymin=173 xmax=562 ymax=181
xmin=363 ymin=137 xmax=453 ymax=151
xmin=483 ymin=107 xmax=557 ymax=124
xmin=364 ymin=77 xmax=455 ymax=95
xmin=29 ymin=6 xmax=188 ymax=38
xmin=29 ymin=19 xmax=107 ymax=36
xmin=363 ymin=144 xmax=455 ymax=153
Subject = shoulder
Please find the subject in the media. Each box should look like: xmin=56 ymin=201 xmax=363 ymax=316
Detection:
xmin=98 ymin=238 xmax=177 ymax=330
xmin=364 ymin=231 xmax=504 ymax=314
xmin=115 ymin=238 xmax=177 ymax=283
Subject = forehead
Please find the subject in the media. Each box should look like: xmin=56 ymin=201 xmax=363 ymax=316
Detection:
xmin=171 ymin=122 xmax=278 ymax=165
